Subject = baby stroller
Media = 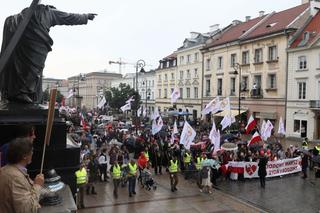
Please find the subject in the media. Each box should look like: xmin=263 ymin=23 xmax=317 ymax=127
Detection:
xmin=140 ymin=169 xmax=157 ymax=191
xmin=120 ymin=164 xmax=128 ymax=187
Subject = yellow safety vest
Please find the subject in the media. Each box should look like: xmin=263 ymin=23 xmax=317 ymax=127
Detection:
xmin=144 ymin=151 xmax=149 ymax=161
xmin=184 ymin=153 xmax=191 ymax=163
xmin=195 ymin=157 xmax=203 ymax=170
xmin=316 ymin=145 xmax=320 ymax=152
xmin=75 ymin=168 xmax=87 ymax=185
xmin=128 ymin=163 xmax=137 ymax=176
xmin=169 ymin=160 xmax=178 ymax=173
xmin=112 ymin=164 xmax=121 ymax=179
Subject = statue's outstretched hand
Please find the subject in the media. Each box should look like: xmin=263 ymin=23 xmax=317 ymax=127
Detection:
xmin=88 ymin=13 xmax=97 ymax=20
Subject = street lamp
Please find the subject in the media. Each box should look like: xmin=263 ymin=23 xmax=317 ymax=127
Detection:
xmin=135 ymin=59 xmax=146 ymax=133
xmin=233 ymin=62 xmax=242 ymax=129
xmin=142 ymin=80 xmax=151 ymax=118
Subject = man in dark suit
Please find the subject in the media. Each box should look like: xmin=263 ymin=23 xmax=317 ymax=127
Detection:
xmin=258 ymin=150 xmax=268 ymax=188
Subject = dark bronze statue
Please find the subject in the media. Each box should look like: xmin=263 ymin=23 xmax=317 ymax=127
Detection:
xmin=0 ymin=4 xmax=96 ymax=104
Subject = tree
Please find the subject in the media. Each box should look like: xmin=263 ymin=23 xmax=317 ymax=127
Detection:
xmin=104 ymin=83 xmax=141 ymax=112
xmin=42 ymin=88 xmax=64 ymax=104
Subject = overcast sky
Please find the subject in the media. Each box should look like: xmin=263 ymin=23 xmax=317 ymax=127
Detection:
xmin=0 ymin=0 xmax=302 ymax=79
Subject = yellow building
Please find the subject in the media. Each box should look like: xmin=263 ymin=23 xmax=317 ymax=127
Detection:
xmin=201 ymin=3 xmax=311 ymax=128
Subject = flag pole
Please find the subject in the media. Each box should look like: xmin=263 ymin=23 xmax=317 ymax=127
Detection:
xmin=40 ymin=88 xmax=57 ymax=174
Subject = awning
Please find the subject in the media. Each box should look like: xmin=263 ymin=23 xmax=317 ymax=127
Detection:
xmin=214 ymin=109 xmax=246 ymax=117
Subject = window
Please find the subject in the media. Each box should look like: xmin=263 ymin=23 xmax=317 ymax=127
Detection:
xmin=187 ymin=54 xmax=191 ymax=63
xmin=268 ymin=74 xmax=276 ymax=89
xmin=242 ymin=51 xmax=250 ymax=65
xmin=167 ymin=61 xmax=170 ymax=68
xmin=187 ymin=70 xmax=191 ymax=79
xmin=230 ymin=54 xmax=237 ymax=67
xmin=158 ymin=75 xmax=161 ymax=81
xmin=268 ymin=46 xmax=277 ymax=61
xmin=206 ymin=58 xmax=211 ymax=71
xmin=230 ymin=78 xmax=236 ymax=95
xmin=186 ymin=88 xmax=190 ymax=98
xmin=180 ymin=88 xmax=183 ymax=99
xmin=194 ymin=87 xmax=198 ymax=98
xmin=217 ymin=56 xmax=223 ymax=69
xmin=173 ymin=60 xmax=176 ymax=67
xmin=171 ymin=73 xmax=174 ymax=80
xmin=164 ymin=89 xmax=167 ymax=98
xmin=298 ymin=56 xmax=307 ymax=70
xmin=151 ymin=92 xmax=154 ymax=99
xmin=152 ymin=80 xmax=154 ymax=86
xmin=206 ymin=79 xmax=211 ymax=96
xmin=298 ymin=82 xmax=306 ymax=99
xmin=194 ymin=53 xmax=199 ymax=62
xmin=179 ymin=71 xmax=184 ymax=79
xmin=294 ymin=120 xmax=307 ymax=137
xmin=241 ymin=76 xmax=248 ymax=91
xmin=194 ymin=68 xmax=198 ymax=78
xmin=180 ymin=56 xmax=184 ymax=65
xmin=164 ymin=74 xmax=168 ymax=81
xmin=254 ymin=48 xmax=263 ymax=63
xmin=158 ymin=89 xmax=161 ymax=98
xmin=217 ymin=79 xmax=222 ymax=96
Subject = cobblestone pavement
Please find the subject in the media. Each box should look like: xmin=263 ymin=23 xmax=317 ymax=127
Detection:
xmin=79 ymin=173 xmax=266 ymax=213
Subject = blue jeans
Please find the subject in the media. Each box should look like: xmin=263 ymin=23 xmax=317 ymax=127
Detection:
xmin=128 ymin=176 xmax=136 ymax=194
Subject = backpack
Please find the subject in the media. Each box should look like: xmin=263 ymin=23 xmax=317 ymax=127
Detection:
xmin=201 ymin=166 xmax=209 ymax=178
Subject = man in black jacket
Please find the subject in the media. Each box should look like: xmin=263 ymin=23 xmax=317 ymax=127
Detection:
xmin=258 ymin=150 xmax=268 ymax=188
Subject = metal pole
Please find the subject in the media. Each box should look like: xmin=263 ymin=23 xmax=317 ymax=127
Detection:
xmin=135 ymin=65 xmax=138 ymax=133
xmin=145 ymin=81 xmax=148 ymax=118
xmin=238 ymin=64 xmax=241 ymax=125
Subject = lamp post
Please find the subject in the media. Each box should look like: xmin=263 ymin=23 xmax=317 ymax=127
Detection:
xmin=142 ymin=80 xmax=151 ymax=119
xmin=135 ymin=59 xmax=146 ymax=133
xmin=233 ymin=63 xmax=242 ymax=129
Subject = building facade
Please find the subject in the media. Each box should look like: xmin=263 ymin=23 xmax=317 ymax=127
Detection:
xmin=68 ymin=72 xmax=122 ymax=109
xmin=287 ymin=9 xmax=320 ymax=140
xmin=201 ymin=3 xmax=311 ymax=130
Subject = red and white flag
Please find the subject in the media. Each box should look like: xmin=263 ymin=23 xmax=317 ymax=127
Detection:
xmin=248 ymin=131 xmax=262 ymax=146
xmin=245 ymin=115 xmax=256 ymax=134
xmin=80 ymin=112 xmax=87 ymax=129
xmin=170 ymin=88 xmax=180 ymax=104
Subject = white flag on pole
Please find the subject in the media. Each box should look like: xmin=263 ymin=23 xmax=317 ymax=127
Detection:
xmin=97 ymin=96 xmax=106 ymax=109
xmin=209 ymin=120 xmax=217 ymax=142
xmin=152 ymin=116 xmax=163 ymax=135
xmin=120 ymin=102 xmax=131 ymax=112
xmin=137 ymin=106 xmax=142 ymax=117
xmin=220 ymin=114 xmax=235 ymax=130
xmin=213 ymin=130 xmax=221 ymax=153
xmin=126 ymin=96 xmax=135 ymax=103
xmin=173 ymin=121 xmax=178 ymax=134
xmin=180 ymin=121 xmax=196 ymax=150
xmin=143 ymin=108 xmax=147 ymax=117
xmin=263 ymin=120 xmax=274 ymax=140
xmin=278 ymin=117 xmax=286 ymax=135
xmin=202 ymin=97 xmax=220 ymax=115
xmin=66 ymin=89 xmax=74 ymax=99
xmin=151 ymin=107 xmax=160 ymax=120
xmin=260 ymin=120 xmax=266 ymax=140
xmin=170 ymin=88 xmax=180 ymax=104
xmin=219 ymin=97 xmax=231 ymax=112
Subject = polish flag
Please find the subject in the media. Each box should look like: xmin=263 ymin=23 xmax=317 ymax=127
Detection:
xmin=248 ymin=131 xmax=262 ymax=146
xmin=245 ymin=115 xmax=256 ymax=134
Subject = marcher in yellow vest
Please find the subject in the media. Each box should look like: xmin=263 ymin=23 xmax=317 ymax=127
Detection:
xmin=183 ymin=151 xmax=192 ymax=180
xmin=195 ymin=154 xmax=204 ymax=189
xmin=144 ymin=148 xmax=150 ymax=162
xmin=302 ymin=138 xmax=309 ymax=150
xmin=75 ymin=163 xmax=88 ymax=209
xmin=111 ymin=161 xmax=122 ymax=198
xmin=169 ymin=156 xmax=179 ymax=192
xmin=315 ymin=144 xmax=320 ymax=155
xmin=128 ymin=160 xmax=138 ymax=197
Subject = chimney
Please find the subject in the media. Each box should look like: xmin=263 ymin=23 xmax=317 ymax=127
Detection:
xmin=259 ymin=11 xmax=265 ymax=17
xmin=245 ymin=16 xmax=251 ymax=22
xmin=209 ymin=24 xmax=219 ymax=32
xmin=232 ymin=20 xmax=241 ymax=26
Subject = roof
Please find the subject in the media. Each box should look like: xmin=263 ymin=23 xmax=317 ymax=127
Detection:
xmin=290 ymin=11 xmax=320 ymax=48
xmin=243 ymin=3 xmax=309 ymax=40
xmin=162 ymin=52 xmax=177 ymax=60
xmin=205 ymin=16 xmax=265 ymax=48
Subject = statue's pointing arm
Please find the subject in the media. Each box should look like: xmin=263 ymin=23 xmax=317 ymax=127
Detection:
xmin=48 ymin=7 xmax=96 ymax=27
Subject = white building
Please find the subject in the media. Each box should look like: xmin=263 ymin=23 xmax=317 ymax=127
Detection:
xmin=286 ymin=7 xmax=320 ymax=140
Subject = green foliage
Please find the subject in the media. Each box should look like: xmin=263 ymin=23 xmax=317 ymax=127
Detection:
xmin=42 ymin=88 xmax=64 ymax=104
xmin=104 ymin=83 xmax=141 ymax=112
